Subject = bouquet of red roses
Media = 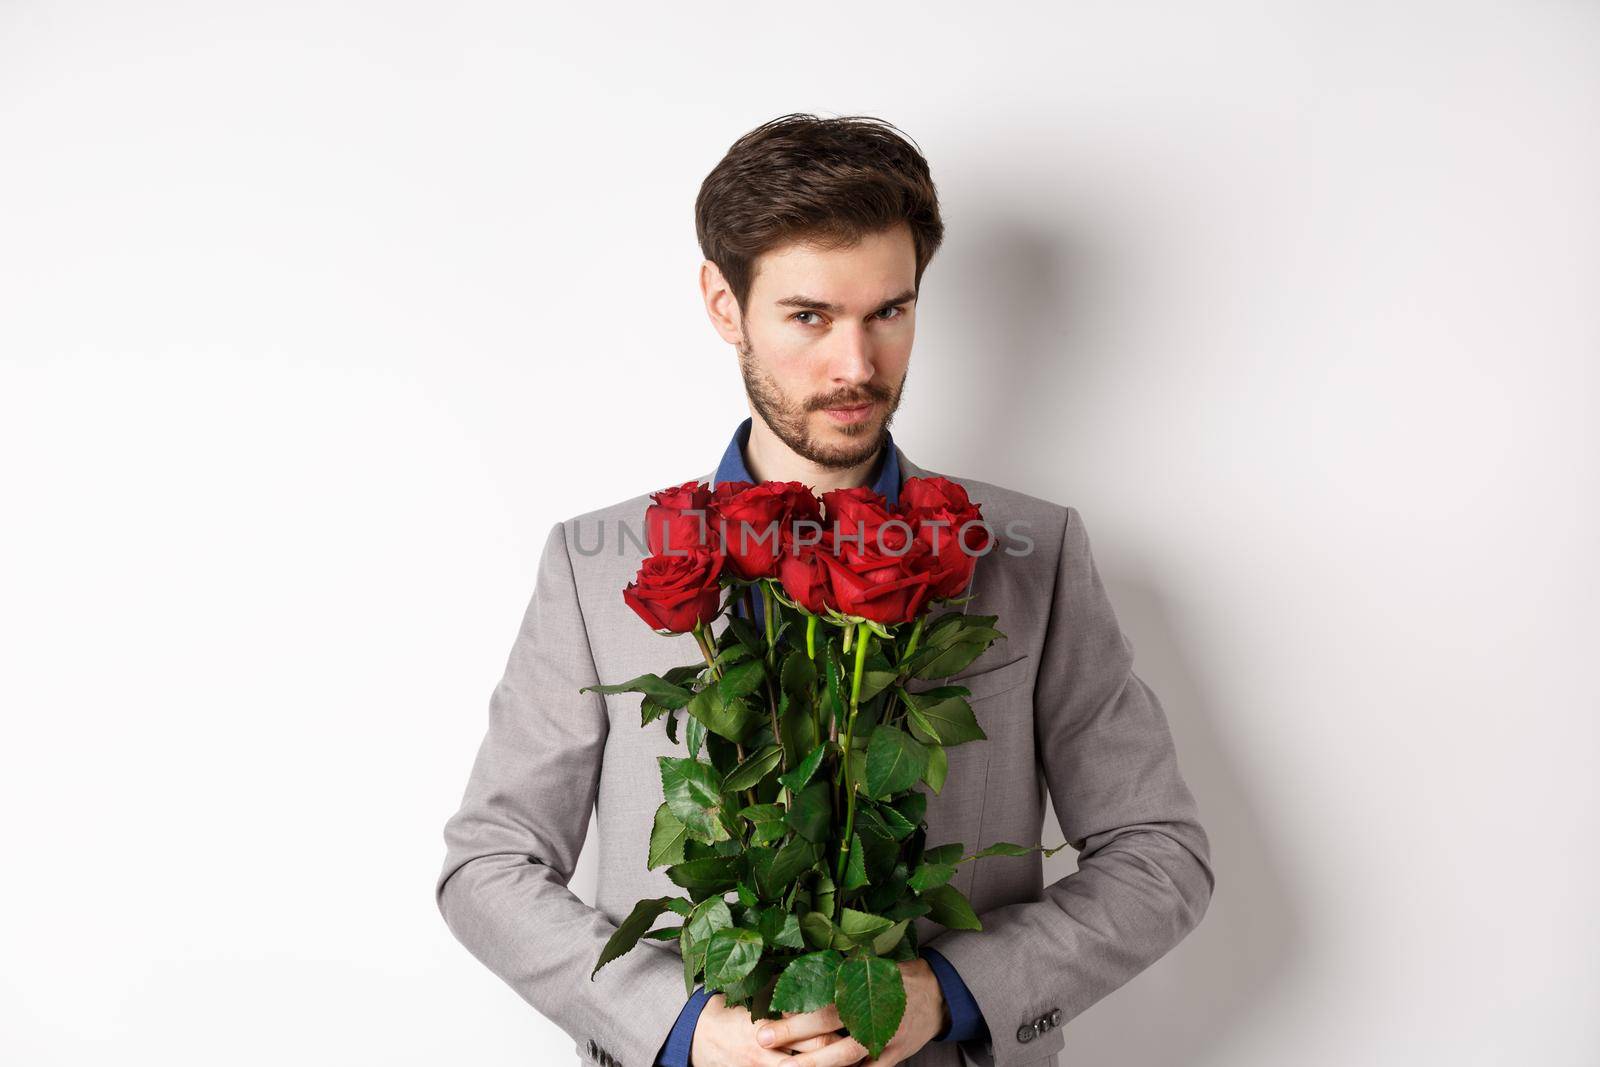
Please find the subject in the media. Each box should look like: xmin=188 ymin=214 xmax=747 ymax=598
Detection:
xmin=584 ymin=475 xmax=1065 ymax=1057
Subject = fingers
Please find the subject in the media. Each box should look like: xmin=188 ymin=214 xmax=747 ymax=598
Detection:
xmin=784 ymin=1033 xmax=870 ymax=1067
xmin=784 ymin=1033 xmax=844 ymax=1053
xmin=756 ymin=1004 xmax=844 ymax=1049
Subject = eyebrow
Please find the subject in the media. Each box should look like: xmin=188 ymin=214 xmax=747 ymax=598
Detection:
xmin=775 ymin=288 xmax=919 ymax=316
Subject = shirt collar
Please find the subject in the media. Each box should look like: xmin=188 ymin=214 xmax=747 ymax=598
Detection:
xmin=711 ymin=416 xmax=902 ymax=505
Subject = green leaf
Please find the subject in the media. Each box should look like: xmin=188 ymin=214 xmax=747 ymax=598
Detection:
xmin=648 ymin=802 xmax=689 ymax=868
xmin=841 ymin=832 xmax=870 ymax=892
xmin=665 ymin=662 xmax=705 ymax=686
xmin=778 ymin=742 xmax=827 ymax=793
xmin=717 ymin=658 xmax=767 ymax=702
xmin=686 ymin=714 xmax=705 ymax=760
xmin=781 ymin=647 xmax=817 ymax=698
xmin=921 ymin=883 xmax=982 ymax=930
xmin=728 ymin=614 xmax=764 ymax=655
xmin=784 ymin=780 xmax=833 ymax=843
xmin=838 ymin=907 xmax=894 ymax=944
xmin=920 ymin=843 xmax=963 ymax=866
xmin=870 ymin=917 xmax=910 ymax=955
xmin=909 ymin=627 xmax=1005 ymax=679
xmin=685 ymin=897 xmax=733 ymax=945
xmin=855 ymin=800 xmax=915 ymax=842
xmin=580 ymin=674 xmax=693 ymax=709
xmin=883 ymin=896 xmax=931 ymax=922
xmin=703 ymin=927 xmax=764 ymax=991
xmin=666 ymin=855 xmax=741 ymax=895
xmin=905 ymin=691 xmax=987 ymax=747
xmin=812 ymin=868 xmax=836 ymax=920
xmin=736 ymin=803 xmax=788 ymax=845
xmin=685 ymin=683 xmax=755 ymax=744
xmin=922 ymin=743 xmax=948 ymax=794
xmin=723 ymin=744 xmax=783 ymax=792
xmin=852 ymin=803 xmax=894 ymax=843
xmin=891 ymin=791 xmax=926 ymax=828
xmin=856 ymin=666 xmax=898 ymax=703
xmin=679 ymin=896 xmax=733 ymax=989
xmin=799 ymin=910 xmax=836 ymax=951
xmin=770 ymin=949 xmax=844 ymax=1014
xmin=865 ymin=725 xmax=927 ymax=798
xmin=966 ymin=840 xmax=1073 ymax=862
xmin=592 ymin=896 xmax=675 ymax=979
xmin=770 ymin=836 xmax=820 ymax=892
xmin=920 ymin=611 xmax=970 ymax=650
xmin=823 ymin=641 xmax=844 ymax=719
xmin=713 ymin=641 xmax=754 ymax=670
xmin=834 ymin=956 xmax=907 ymax=1059
xmin=659 ymin=757 xmax=730 ymax=842
xmin=756 ymin=907 xmax=805 ymax=950
xmin=640 ymin=696 xmax=669 ymax=728
xmin=907 ymin=862 xmax=954 ymax=893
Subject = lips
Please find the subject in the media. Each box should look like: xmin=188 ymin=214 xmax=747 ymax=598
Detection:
xmin=823 ymin=402 xmax=875 ymax=424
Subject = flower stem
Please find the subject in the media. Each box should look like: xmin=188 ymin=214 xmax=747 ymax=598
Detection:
xmin=833 ymin=622 xmax=871 ymax=909
xmin=692 ymin=622 xmax=723 ymax=682
xmin=883 ymin=615 xmax=925 ymax=727
xmin=693 ymin=620 xmax=752 ymax=808
xmin=903 ymin=615 xmax=925 ymax=663
xmin=759 ymin=581 xmax=790 ymax=805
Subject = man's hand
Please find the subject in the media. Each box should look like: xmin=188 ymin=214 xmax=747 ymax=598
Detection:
xmin=748 ymin=956 xmax=950 ymax=1067
xmin=689 ymin=991 xmax=849 ymax=1066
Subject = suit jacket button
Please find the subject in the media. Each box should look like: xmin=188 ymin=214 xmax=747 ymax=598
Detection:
xmin=1038 ymin=1016 xmax=1053 ymax=1032
xmin=1017 ymin=1024 xmax=1037 ymax=1043
xmin=1049 ymin=1008 xmax=1063 ymax=1026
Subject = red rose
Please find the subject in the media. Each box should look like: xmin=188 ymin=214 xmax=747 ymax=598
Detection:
xmin=779 ymin=538 xmax=837 ymax=615
xmin=712 ymin=481 xmax=823 ymax=581
xmin=622 ymin=547 xmax=725 ymax=634
xmin=898 ymin=476 xmax=992 ymax=599
xmin=645 ymin=480 xmax=717 ymax=556
xmin=821 ymin=485 xmax=914 ymax=561
xmin=709 ymin=479 xmax=755 ymax=509
xmin=820 ymin=538 xmax=933 ymax=626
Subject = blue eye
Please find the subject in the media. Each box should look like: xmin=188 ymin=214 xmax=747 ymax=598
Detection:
xmin=794 ymin=311 xmax=822 ymax=325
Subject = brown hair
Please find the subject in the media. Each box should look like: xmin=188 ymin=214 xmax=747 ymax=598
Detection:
xmin=695 ymin=113 xmax=945 ymax=313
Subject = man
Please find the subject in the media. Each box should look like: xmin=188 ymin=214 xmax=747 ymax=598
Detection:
xmin=436 ymin=114 xmax=1214 ymax=1067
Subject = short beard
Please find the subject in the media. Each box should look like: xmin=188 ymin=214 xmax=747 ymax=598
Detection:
xmin=736 ymin=329 xmax=904 ymax=472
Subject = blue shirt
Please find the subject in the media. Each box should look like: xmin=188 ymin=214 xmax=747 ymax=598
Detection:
xmin=653 ymin=419 xmax=988 ymax=1067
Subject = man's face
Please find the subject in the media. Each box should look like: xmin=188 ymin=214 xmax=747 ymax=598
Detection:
xmin=731 ymin=223 xmax=917 ymax=471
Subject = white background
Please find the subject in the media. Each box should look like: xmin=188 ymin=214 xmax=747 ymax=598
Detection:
xmin=2 ymin=2 xmax=1595 ymax=1063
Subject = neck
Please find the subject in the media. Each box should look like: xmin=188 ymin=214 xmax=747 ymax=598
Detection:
xmin=744 ymin=413 xmax=884 ymax=497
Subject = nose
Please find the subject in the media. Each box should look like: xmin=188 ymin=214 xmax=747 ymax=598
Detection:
xmin=826 ymin=324 xmax=875 ymax=391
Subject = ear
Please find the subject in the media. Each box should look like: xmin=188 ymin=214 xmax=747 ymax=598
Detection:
xmin=699 ymin=259 xmax=745 ymax=345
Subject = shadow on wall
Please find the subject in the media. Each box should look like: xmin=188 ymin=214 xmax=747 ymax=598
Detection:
xmin=936 ymin=216 xmax=1290 ymax=1064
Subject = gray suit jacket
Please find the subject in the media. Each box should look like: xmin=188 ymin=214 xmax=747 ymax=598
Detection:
xmin=436 ymin=446 xmax=1215 ymax=1067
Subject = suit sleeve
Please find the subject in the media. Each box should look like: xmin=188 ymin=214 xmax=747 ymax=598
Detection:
xmin=436 ymin=520 xmax=696 ymax=1067
xmin=920 ymin=506 xmax=1216 ymax=1067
